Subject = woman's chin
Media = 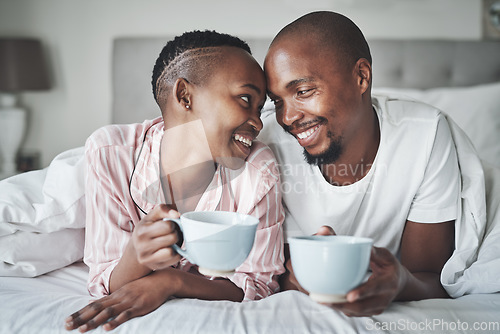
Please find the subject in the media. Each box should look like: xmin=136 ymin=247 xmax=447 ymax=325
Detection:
xmin=215 ymin=156 xmax=246 ymax=170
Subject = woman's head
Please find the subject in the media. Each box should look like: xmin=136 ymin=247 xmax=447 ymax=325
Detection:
xmin=152 ymin=30 xmax=252 ymax=108
xmin=154 ymin=31 xmax=266 ymax=169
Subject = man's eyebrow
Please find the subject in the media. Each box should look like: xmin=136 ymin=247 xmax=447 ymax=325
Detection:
xmin=286 ymin=77 xmax=315 ymax=89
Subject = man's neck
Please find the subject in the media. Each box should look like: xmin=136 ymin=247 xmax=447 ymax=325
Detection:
xmin=320 ymin=107 xmax=380 ymax=186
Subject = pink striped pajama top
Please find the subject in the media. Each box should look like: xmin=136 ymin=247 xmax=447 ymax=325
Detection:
xmin=83 ymin=116 xmax=285 ymax=301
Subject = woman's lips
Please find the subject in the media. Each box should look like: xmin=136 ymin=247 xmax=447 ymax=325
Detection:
xmin=233 ymin=133 xmax=253 ymax=156
xmin=234 ymin=134 xmax=253 ymax=147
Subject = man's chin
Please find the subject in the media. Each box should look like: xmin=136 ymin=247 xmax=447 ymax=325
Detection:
xmin=303 ymin=145 xmax=342 ymax=166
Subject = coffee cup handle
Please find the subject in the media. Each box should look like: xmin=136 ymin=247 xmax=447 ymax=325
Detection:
xmin=163 ymin=218 xmax=191 ymax=261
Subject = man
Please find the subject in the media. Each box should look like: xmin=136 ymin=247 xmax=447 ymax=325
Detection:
xmin=259 ymin=11 xmax=460 ymax=316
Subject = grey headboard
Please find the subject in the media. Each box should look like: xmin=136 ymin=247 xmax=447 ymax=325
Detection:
xmin=112 ymin=37 xmax=500 ymax=124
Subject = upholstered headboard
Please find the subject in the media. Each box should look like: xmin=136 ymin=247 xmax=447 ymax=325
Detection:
xmin=112 ymin=37 xmax=500 ymax=124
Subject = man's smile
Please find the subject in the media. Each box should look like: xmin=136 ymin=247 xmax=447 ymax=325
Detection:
xmin=296 ymin=124 xmax=320 ymax=140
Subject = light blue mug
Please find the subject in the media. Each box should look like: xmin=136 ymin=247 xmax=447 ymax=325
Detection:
xmin=288 ymin=235 xmax=373 ymax=303
xmin=167 ymin=211 xmax=259 ymax=277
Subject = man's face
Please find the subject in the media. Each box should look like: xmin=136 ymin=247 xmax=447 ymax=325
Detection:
xmin=264 ymin=37 xmax=365 ymax=165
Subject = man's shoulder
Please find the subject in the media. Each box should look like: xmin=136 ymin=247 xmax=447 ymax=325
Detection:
xmin=374 ymin=94 xmax=443 ymax=124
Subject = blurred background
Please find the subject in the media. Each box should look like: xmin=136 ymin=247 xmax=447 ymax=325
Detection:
xmin=0 ymin=0 xmax=488 ymax=170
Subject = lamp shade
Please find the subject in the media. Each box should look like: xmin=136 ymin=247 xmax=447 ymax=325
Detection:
xmin=0 ymin=38 xmax=50 ymax=92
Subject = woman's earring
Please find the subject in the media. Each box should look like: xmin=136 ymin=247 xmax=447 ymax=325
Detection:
xmin=185 ymin=104 xmax=190 ymax=109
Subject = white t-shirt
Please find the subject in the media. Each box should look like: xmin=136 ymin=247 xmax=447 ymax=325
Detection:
xmin=258 ymin=95 xmax=460 ymax=255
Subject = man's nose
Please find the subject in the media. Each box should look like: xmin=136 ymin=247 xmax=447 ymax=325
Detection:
xmin=281 ymin=100 xmax=303 ymax=126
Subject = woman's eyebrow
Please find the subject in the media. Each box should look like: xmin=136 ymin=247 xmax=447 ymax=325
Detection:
xmin=241 ymin=83 xmax=262 ymax=95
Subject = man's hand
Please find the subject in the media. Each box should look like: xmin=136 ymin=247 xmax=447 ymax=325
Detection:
xmin=312 ymin=220 xmax=452 ymax=317
xmin=281 ymin=226 xmax=408 ymax=317
xmin=324 ymin=246 xmax=408 ymax=316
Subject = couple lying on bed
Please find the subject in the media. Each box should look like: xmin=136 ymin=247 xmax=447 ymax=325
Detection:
xmin=66 ymin=11 xmax=460 ymax=332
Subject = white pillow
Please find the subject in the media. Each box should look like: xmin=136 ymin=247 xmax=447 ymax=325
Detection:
xmin=0 ymin=147 xmax=86 ymax=277
xmin=0 ymin=229 xmax=85 ymax=277
xmin=373 ymin=82 xmax=500 ymax=167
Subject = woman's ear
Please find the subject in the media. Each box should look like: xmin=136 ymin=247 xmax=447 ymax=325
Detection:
xmin=356 ymin=58 xmax=372 ymax=94
xmin=173 ymin=78 xmax=192 ymax=110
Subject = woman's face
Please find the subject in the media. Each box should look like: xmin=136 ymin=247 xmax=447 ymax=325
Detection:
xmin=191 ymin=47 xmax=267 ymax=170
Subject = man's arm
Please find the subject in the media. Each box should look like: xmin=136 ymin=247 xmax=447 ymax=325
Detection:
xmin=396 ymin=219 xmax=455 ymax=300
xmin=334 ymin=220 xmax=454 ymax=316
xmin=280 ymin=222 xmax=454 ymax=316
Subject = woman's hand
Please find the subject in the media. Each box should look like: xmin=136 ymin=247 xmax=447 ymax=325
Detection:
xmin=131 ymin=204 xmax=182 ymax=271
xmin=65 ymin=268 xmax=243 ymax=332
xmin=65 ymin=274 xmax=175 ymax=332
xmin=108 ymin=204 xmax=182 ymax=293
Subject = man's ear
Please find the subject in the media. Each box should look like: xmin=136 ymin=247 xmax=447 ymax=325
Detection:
xmin=173 ymin=78 xmax=192 ymax=110
xmin=356 ymin=58 xmax=372 ymax=95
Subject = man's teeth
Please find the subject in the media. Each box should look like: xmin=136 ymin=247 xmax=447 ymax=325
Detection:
xmin=297 ymin=125 xmax=320 ymax=140
xmin=234 ymin=134 xmax=252 ymax=147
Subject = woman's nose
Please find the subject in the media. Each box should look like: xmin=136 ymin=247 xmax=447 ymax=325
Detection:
xmin=249 ymin=110 xmax=263 ymax=133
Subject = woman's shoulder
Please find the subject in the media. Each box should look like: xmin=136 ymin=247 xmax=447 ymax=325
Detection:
xmin=85 ymin=117 xmax=163 ymax=153
xmin=244 ymin=140 xmax=280 ymax=179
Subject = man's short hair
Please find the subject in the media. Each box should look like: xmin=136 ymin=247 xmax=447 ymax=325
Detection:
xmin=272 ymin=11 xmax=371 ymax=68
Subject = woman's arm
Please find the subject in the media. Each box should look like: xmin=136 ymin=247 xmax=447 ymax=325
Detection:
xmin=65 ymin=268 xmax=243 ymax=332
xmin=108 ymin=205 xmax=182 ymax=293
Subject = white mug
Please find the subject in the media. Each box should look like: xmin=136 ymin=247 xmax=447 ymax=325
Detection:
xmin=288 ymin=235 xmax=373 ymax=303
xmin=167 ymin=211 xmax=259 ymax=277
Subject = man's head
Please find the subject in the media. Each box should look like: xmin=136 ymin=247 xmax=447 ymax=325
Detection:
xmin=264 ymin=11 xmax=373 ymax=165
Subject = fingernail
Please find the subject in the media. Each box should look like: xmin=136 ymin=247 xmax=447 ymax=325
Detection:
xmin=346 ymin=293 xmax=358 ymax=302
xmin=65 ymin=321 xmax=73 ymax=328
xmin=79 ymin=324 xmax=87 ymax=332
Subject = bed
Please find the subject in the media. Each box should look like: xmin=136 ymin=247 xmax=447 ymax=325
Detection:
xmin=1 ymin=37 xmax=500 ymax=333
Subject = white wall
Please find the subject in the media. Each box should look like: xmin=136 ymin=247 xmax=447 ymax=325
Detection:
xmin=0 ymin=0 xmax=483 ymax=167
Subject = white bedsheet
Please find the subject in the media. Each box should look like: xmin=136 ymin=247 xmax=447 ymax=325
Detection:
xmin=1 ymin=262 xmax=499 ymax=334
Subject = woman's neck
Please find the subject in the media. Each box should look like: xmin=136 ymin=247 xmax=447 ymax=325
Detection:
xmin=160 ymin=119 xmax=216 ymax=212
xmin=161 ymin=160 xmax=217 ymax=213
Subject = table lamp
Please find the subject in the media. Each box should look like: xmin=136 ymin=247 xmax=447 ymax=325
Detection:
xmin=0 ymin=38 xmax=50 ymax=178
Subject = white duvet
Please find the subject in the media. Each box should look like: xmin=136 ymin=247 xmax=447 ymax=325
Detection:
xmin=0 ymin=147 xmax=86 ymax=277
